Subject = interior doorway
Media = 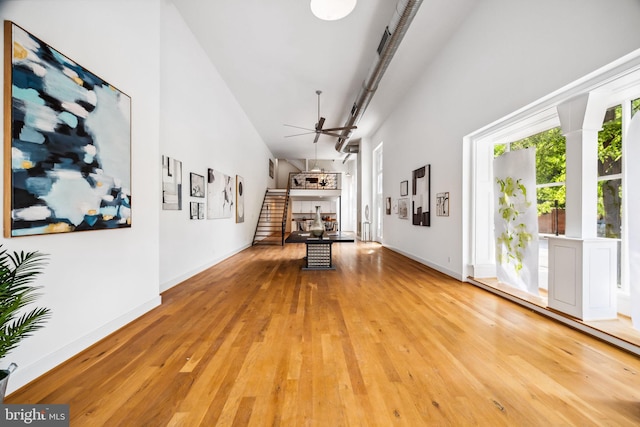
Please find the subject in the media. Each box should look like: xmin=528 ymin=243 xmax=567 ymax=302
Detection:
xmin=373 ymin=143 xmax=383 ymax=242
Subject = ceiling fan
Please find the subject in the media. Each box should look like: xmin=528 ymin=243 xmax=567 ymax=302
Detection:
xmin=285 ymin=90 xmax=357 ymax=143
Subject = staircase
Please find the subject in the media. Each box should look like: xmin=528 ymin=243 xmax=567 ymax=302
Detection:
xmin=253 ymin=188 xmax=289 ymax=245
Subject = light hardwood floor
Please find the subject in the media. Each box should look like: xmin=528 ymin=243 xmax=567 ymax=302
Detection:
xmin=8 ymin=242 xmax=640 ymax=426
xmin=472 ymin=277 xmax=640 ymax=352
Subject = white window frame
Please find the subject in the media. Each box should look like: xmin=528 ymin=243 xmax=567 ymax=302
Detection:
xmin=463 ymin=49 xmax=640 ymax=315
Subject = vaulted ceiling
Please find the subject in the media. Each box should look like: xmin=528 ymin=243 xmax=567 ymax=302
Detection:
xmin=172 ymin=0 xmax=478 ymax=162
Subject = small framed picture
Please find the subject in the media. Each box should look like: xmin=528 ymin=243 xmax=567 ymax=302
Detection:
xmin=436 ymin=192 xmax=450 ymax=217
xmin=190 ymin=173 xmax=205 ymax=197
xmin=190 ymin=202 xmax=199 ymax=219
xmin=386 ymin=197 xmax=391 ymax=215
xmin=269 ymin=159 xmax=274 ymax=179
xmin=400 ymin=180 xmax=408 ymax=196
xmin=398 ymin=198 xmax=409 ymax=219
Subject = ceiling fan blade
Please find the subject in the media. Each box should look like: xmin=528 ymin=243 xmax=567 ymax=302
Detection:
xmin=285 ymin=132 xmax=316 ymax=138
xmin=286 ymin=91 xmax=354 ymax=144
xmin=320 ymin=131 xmax=349 ymax=138
xmin=284 ymin=124 xmax=316 ymax=131
xmin=321 ymin=125 xmax=358 ymax=132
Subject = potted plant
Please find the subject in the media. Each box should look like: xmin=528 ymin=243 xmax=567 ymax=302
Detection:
xmin=0 ymin=247 xmax=51 ymax=403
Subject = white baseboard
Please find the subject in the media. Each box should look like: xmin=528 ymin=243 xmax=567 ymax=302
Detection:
xmin=160 ymin=243 xmax=251 ymax=292
xmin=617 ymin=292 xmax=631 ymax=317
xmin=7 ymin=296 xmax=162 ymax=395
xmin=382 ymin=244 xmax=464 ymax=281
xmin=467 ymin=278 xmax=640 ymax=356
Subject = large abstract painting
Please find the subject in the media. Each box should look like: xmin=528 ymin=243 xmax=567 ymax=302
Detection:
xmin=162 ymin=156 xmax=182 ymax=210
xmin=207 ymin=168 xmax=234 ymax=219
xmin=412 ymin=165 xmax=430 ymax=226
xmin=494 ymin=148 xmax=539 ymax=295
xmin=4 ymin=22 xmax=131 ymax=237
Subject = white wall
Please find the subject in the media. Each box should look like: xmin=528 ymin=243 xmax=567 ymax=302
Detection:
xmin=0 ymin=0 xmax=275 ymax=394
xmin=374 ymin=0 xmax=640 ymax=280
xmin=276 ymin=160 xmax=301 ymax=189
xmin=159 ymin=4 xmax=274 ymax=291
xmin=0 ymin=0 xmax=161 ymax=393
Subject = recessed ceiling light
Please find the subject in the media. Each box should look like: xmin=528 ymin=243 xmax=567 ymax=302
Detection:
xmin=310 ymin=0 xmax=357 ymax=21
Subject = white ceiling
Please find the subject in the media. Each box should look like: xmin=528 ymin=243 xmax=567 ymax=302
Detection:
xmin=172 ymin=0 xmax=478 ymax=162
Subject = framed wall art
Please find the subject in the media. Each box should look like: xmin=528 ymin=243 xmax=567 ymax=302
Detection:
xmin=189 ymin=202 xmax=205 ymax=220
xmin=400 ymin=180 xmax=408 ymax=196
xmin=207 ymin=168 xmax=234 ymax=219
xmin=412 ymin=165 xmax=431 ymax=226
xmin=386 ymin=197 xmax=391 ymax=215
xmin=436 ymin=192 xmax=449 ymax=217
xmin=269 ymin=159 xmax=274 ymax=179
xmin=190 ymin=173 xmax=205 ymax=198
xmin=4 ymin=21 xmax=132 ymax=237
xmin=398 ymin=198 xmax=409 ymax=219
xmin=236 ymin=175 xmax=244 ymax=223
xmin=162 ymin=156 xmax=182 ymax=210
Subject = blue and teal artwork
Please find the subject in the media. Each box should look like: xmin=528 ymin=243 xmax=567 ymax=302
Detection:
xmin=5 ymin=22 xmax=131 ymax=237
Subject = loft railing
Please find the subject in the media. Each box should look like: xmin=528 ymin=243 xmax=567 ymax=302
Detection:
xmin=289 ymin=172 xmax=341 ymax=190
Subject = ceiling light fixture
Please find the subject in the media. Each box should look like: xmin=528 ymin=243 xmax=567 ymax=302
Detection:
xmin=310 ymin=0 xmax=357 ymax=21
xmin=310 ymin=141 xmax=321 ymax=172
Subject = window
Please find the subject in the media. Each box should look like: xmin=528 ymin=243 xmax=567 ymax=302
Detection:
xmin=597 ymin=104 xmax=622 ymax=239
xmin=466 ymin=50 xmax=640 ymax=318
xmin=495 ymin=127 xmax=566 ymax=235
xmin=632 ymin=97 xmax=640 ymax=117
xmin=596 ymin=99 xmax=640 ymax=290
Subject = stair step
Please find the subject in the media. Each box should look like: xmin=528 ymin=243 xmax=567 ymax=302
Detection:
xmin=253 ymin=189 xmax=290 ymax=247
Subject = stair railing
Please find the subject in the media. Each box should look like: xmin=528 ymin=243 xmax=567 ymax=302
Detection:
xmin=281 ymin=181 xmax=291 ymax=245
xmin=252 ymin=189 xmax=269 ymax=245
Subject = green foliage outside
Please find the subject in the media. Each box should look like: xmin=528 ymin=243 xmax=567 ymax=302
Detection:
xmin=494 ymin=96 xmax=640 ymax=237
xmin=597 ymin=105 xmax=623 ymax=238
xmin=633 ymin=97 xmax=640 ymax=117
xmin=494 ymin=127 xmax=566 ymax=215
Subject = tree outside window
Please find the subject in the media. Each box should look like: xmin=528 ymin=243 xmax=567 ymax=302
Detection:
xmin=632 ymin=97 xmax=640 ymax=116
xmin=495 ymin=127 xmax=566 ymax=235
xmin=598 ymin=105 xmax=622 ymax=239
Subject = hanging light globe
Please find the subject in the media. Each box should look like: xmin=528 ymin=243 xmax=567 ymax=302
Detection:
xmin=310 ymin=0 xmax=357 ymax=21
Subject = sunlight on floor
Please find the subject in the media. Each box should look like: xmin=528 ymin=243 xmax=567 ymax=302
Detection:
xmin=472 ymin=237 xmax=640 ymax=353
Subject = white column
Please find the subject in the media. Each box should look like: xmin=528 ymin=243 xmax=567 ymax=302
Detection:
xmin=549 ymin=93 xmax=617 ymax=320
xmin=557 ymin=93 xmax=607 ymax=238
xmin=470 ymin=136 xmax=497 ymax=278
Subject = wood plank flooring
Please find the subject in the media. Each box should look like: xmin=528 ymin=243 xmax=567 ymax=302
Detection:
xmin=472 ymin=277 xmax=640 ymax=351
xmin=8 ymin=242 xmax=640 ymax=426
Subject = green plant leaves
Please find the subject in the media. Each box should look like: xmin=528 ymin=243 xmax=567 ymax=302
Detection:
xmin=0 ymin=247 xmax=51 ymax=360
xmin=496 ymin=176 xmax=532 ymax=274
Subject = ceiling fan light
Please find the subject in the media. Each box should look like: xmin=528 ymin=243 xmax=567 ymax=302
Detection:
xmin=310 ymin=0 xmax=357 ymax=21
